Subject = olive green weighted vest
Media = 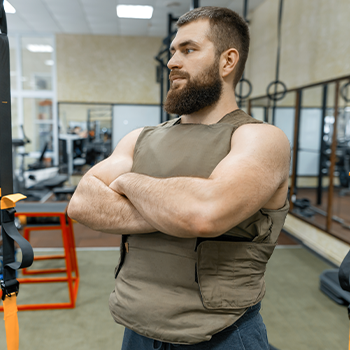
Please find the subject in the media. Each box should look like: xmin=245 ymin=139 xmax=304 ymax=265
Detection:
xmin=109 ymin=109 xmax=289 ymax=345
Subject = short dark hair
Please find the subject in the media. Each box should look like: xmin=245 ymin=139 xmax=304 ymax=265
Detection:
xmin=177 ymin=6 xmax=250 ymax=88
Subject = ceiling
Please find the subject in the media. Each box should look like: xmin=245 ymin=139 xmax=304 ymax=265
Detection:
xmin=6 ymin=0 xmax=265 ymax=37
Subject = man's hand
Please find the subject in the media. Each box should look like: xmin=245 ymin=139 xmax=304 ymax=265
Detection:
xmin=109 ymin=175 xmax=126 ymax=196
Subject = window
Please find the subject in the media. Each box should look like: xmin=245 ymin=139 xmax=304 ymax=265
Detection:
xmin=10 ymin=35 xmax=57 ymax=166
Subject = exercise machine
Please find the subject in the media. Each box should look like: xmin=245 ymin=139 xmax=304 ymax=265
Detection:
xmin=0 ymin=3 xmax=34 ymax=349
xmin=13 ymin=128 xmax=68 ymax=202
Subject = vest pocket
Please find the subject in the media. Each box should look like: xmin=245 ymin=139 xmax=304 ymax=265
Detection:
xmin=196 ymin=241 xmax=276 ymax=310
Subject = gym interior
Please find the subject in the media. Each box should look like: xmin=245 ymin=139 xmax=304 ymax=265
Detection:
xmin=1 ymin=0 xmax=350 ymax=349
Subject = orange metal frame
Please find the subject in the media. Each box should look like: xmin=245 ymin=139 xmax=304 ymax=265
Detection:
xmin=0 ymin=211 xmax=79 ymax=311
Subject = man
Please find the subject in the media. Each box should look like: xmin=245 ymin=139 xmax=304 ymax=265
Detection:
xmin=68 ymin=6 xmax=290 ymax=350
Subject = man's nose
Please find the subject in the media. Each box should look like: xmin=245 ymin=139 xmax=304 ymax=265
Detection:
xmin=167 ymin=52 xmax=182 ymax=70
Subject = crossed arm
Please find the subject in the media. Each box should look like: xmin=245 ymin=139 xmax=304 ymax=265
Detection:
xmin=67 ymin=128 xmax=156 ymax=234
xmin=68 ymin=123 xmax=290 ymax=238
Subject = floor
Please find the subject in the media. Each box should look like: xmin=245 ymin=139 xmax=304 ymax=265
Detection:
xmin=262 ymin=246 xmax=348 ymax=350
xmin=25 ymin=221 xmax=121 ymax=248
xmin=1 ymin=204 xmax=347 ymax=349
xmin=21 ymin=219 xmax=298 ymax=249
xmin=293 ymin=187 xmax=350 ymax=243
xmin=0 ymin=246 xmax=347 ymax=350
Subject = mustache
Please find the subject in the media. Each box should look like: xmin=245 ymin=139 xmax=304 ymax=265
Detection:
xmin=169 ymin=70 xmax=190 ymax=80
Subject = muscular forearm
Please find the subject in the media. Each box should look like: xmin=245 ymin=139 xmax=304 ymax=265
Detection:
xmin=110 ymin=173 xmax=217 ymax=238
xmin=67 ymin=175 xmax=156 ymax=234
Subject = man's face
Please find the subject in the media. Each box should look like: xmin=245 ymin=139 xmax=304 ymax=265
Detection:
xmin=164 ymin=20 xmax=223 ymax=116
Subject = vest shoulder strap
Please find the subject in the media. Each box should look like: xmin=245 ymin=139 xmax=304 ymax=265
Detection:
xmin=218 ymin=109 xmax=264 ymax=128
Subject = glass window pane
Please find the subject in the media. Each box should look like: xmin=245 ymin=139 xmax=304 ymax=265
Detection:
xmin=58 ymin=103 xmax=113 ymax=175
xmin=8 ymin=35 xmax=17 ymax=90
xmin=23 ymin=98 xmax=53 ymax=158
xmin=21 ymin=37 xmax=53 ymax=91
xmin=292 ymin=85 xmax=329 ymax=230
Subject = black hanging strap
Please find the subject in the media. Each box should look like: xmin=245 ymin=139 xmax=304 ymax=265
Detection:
xmin=2 ymin=208 xmax=34 ymax=271
xmin=0 ymin=0 xmax=7 ymax=34
xmin=275 ymin=0 xmax=283 ymax=85
xmin=266 ymin=0 xmax=287 ymax=108
xmin=236 ymin=0 xmax=253 ymax=107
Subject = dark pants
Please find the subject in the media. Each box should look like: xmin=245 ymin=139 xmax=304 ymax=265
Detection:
xmin=121 ymin=302 xmax=269 ymax=350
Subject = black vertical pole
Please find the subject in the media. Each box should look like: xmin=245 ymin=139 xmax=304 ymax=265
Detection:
xmin=264 ymin=107 xmax=268 ymax=123
xmin=165 ymin=14 xmax=174 ymax=121
xmin=272 ymin=0 xmax=284 ymax=126
xmin=238 ymin=0 xmax=249 ymax=110
xmin=191 ymin=0 xmax=200 ymax=10
xmin=0 ymin=10 xmax=13 ymax=197
xmin=0 ymin=8 xmax=17 ymax=284
xmin=159 ymin=64 xmax=164 ymax=123
xmin=243 ymin=0 xmax=249 ymax=19
xmin=167 ymin=13 xmax=172 ymax=96
xmin=293 ymin=90 xmax=302 ymax=192
xmin=317 ymin=84 xmax=328 ymax=205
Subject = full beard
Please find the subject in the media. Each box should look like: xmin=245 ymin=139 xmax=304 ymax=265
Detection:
xmin=164 ymin=61 xmax=223 ymax=116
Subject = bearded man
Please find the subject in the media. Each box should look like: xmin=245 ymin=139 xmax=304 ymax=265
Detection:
xmin=68 ymin=6 xmax=291 ymax=350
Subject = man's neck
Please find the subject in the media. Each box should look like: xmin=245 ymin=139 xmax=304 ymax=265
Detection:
xmin=180 ymin=92 xmax=239 ymax=125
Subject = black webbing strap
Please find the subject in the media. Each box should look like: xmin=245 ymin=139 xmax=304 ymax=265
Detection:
xmin=236 ymin=0 xmax=253 ymax=107
xmin=0 ymin=1 xmax=34 ymax=299
xmin=275 ymin=0 xmax=283 ymax=88
xmin=266 ymin=0 xmax=287 ymax=123
xmin=2 ymin=208 xmax=34 ymax=271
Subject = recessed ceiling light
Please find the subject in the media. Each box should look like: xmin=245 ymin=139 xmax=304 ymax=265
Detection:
xmin=45 ymin=60 xmax=54 ymax=66
xmin=26 ymin=45 xmax=53 ymax=53
xmin=116 ymin=5 xmax=154 ymax=19
xmin=4 ymin=0 xmax=16 ymax=14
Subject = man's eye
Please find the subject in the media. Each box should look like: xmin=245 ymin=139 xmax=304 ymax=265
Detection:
xmin=186 ymin=49 xmax=194 ymax=54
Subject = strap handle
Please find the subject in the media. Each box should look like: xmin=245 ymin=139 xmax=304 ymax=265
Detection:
xmin=2 ymin=208 xmax=34 ymax=271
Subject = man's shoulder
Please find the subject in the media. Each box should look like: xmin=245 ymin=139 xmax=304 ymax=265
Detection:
xmin=232 ymin=123 xmax=290 ymax=164
xmin=235 ymin=122 xmax=287 ymax=141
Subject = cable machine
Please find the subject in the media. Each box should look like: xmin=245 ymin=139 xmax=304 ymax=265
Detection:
xmin=235 ymin=0 xmax=253 ymax=108
xmin=0 ymin=1 xmax=34 ymax=348
xmin=265 ymin=0 xmax=287 ymax=124
xmin=154 ymin=0 xmax=200 ymax=122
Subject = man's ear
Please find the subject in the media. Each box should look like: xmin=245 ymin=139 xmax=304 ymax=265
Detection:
xmin=221 ymin=49 xmax=239 ymax=78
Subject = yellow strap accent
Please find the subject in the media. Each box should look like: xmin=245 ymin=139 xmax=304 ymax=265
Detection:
xmin=3 ymin=294 xmax=19 ymax=350
xmin=1 ymin=193 xmax=27 ymax=210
